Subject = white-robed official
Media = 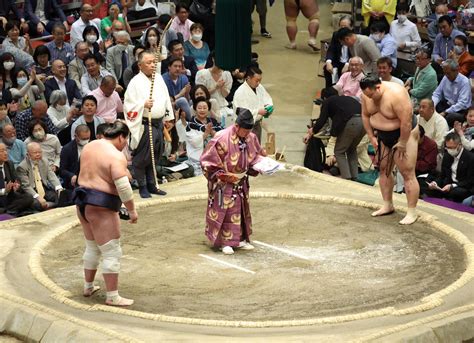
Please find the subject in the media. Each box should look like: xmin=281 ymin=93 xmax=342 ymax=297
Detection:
xmin=232 ymin=65 xmax=273 ymax=142
xmin=124 ymin=51 xmax=173 ymax=198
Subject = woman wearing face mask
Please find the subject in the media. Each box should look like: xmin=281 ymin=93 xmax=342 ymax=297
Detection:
xmin=47 ymin=90 xmax=80 ymax=145
xmin=10 ymin=68 xmax=45 ymax=112
xmin=2 ymin=21 xmax=33 ymax=55
xmin=82 ymin=25 xmax=105 ymax=65
xmin=448 ymin=35 xmax=474 ymax=77
xmin=24 ymin=119 xmax=62 ymax=173
xmin=144 ymin=27 xmax=165 ymax=57
xmin=184 ymin=23 xmax=210 ymax=70
xmin=0 ymin=53 xmax=17 ymax=89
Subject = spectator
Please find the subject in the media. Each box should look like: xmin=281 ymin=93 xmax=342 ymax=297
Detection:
xmin=24 ymin=0 xmax=68 ymax=37
xmin=0 ymin=52 xmax=17 ymax=89
xmin=0 ymin=142 xmax=34 ymax=215
xmin=0 ymin=124 xmax=26 ymax=168
xmin=68 ymin=42 xmax=89 ymax=90
xmin=417 ymin=98 xmax=449 ymax=150
xmin=449 ymin=35 xmax=474 ymax=77
xmin=184 ymin=23 xmax=210 ymax=70
xmin=47 ymin=90 xmax=79 ymax=145
xmin=33 ymin=45 xmax=52 ymax=82
xmin=161 ymin=40 xmax=198 ymax=85
xmin=185 ymin=97 xmax=222 ymax=175
xmin=426 ymin=132 xmax=474 ymax=202
xmin=81 ymin=54 xmax=113 ymax=95
xmin=105 ymin=30 xmax=135 ymax=88
xmin=2 ymin=21 xmax=32 ymax=54
xmin=100 ymin=3 xmax=130 ymax=40
xmin=189 ymin=84 xmax=219 ymax=120
xmin=170 ymin=3 xmax=194 ymax=42
xmin=361 ymin=0 xmax=396 ymax=34
xmin=416 ymin=125 xmax=438 ymax=197
xmin=122 ymin=0 xmax=157 ymax=22
xmin=331 ymin=56 xmax=365 ymax=98
xmin=143 ymin=27 xmax=161 ymax=56
xmin=83 ymin=0 xmax=108 ymax=20
xmin=0 ymin=100 xmax=12 ymax=129
xmin=24 ymin=119 xmax=61 ymax=172
xmin=163 ymin=57 xmax=192 ymax=121
xmin=15 ymin=101 xmax=56 ymax=141
xmin=70 ymin=95 xmax=105 ymax=140
xmin=16 ymin=142 xmax=63 ymax=210
xmin=139 ymin=14 xmax=178 ymax=52
xmin=0 ymin=43 xmax=35 ymax=71
xmin=89 ymin=76 xmax=123 ymax=123
xmin=45 ymin=60 xmax=82 ymax=106
xmin=432 ymin=15 xmax=465 ymax=64
xmin=369 ymin=21 xmax=397 ymax=68
xmin=195 ymin=53 xmax=232 ymax=120
xmin=377 ymin=57 xmax=403 ymax=85
xmin=432 ymin=59 xmax=472 ymax=127
xmin=323 ymin=15 xmax=353 ymax=88
xmin=427 ymin=3 xmax=449 ymax=44
xmin=404 ymin=48 xmax=438 ymax=107
xmin=82 ymin=25 xmax=105 ymax=65
xmin=10 ymin=68 xmax=45 ymax=112
xmin=389 ymin=3 xmax=421 ymax=53
xmin=337 ymin=28 xmax=381 ymax=75
xmin=45 ymin=23 xmax=74 ymax=66
xmin=59 ymin=124 xmax=90 ymax=189
xmin=0 ymin=0 xmax=23 ymax=27
xmin=453 ymin=107 xmax=474 ymax=151
xmin=70 ymin=4 xmax=101 ymax=48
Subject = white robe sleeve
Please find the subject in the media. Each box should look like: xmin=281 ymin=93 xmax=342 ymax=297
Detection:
xmin=124 ymin=75 xmax=146 ymax=150
xmin=233 ymin=83 xmax=261 ymax=122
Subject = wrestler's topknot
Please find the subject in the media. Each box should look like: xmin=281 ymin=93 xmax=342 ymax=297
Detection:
xmin=104 ymin=120 xmax=130 ymax=139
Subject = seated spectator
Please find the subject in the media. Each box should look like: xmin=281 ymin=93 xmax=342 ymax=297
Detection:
xmin=195 ymin=52 xmax=232 ymax=120
xmin=3 ymin=21 xmax=32 ymax=54
xmin=337 ymin=28 xmax=381 ymax=75
xmin=83 ymin=0 xmax=108 ymax=20
xmin=89 ymin=76 xmax=123 ymax=123
xmin=233 ymin=65 xmax=273 ymax=142
xmin=33 ymin=46 xmax=52 ymax=83
xmin=331 ymin=56 xmax=365 ymax=98
xmin=184 ymin=23 xmax=210 ymax=70
xmin=0 ymin=43 xmax=35 ymax=72
xmin=170 ymin=3 xmax=194 ymax=42
xmin=139 ymin=14 xmax=178 ymax=52
xmin=45 ymin=23 xmax=74 ymax=66
xmin=161 ymin=40 xmax=198 ymax=85
xmin=15 ymin=101 xmax=56 ymax=141
xmin=95 ymin=122 xmax=109 ymax=140
xmin=453 ymin=106 xmax=474 ymax=151
xmin=10 ymin=68 xmax=45 ymax=112
xmin=426 ymin=132 xmax=474 ymax=202
xmin=189 ymin=84 xmax=219 ymax=120
xmin=0 ymin=100 xmax=12 ymax=129
xmin=417 ymin=98 xmax=449 ymax=150
xmin=432 ymin=15 xmax=465 ymax=65
xmin=105 ymin=31 xmax=135 ymax=88
xmin=59 ymin=124 xmax=90 ymax=189
xmin=416 ymin=125 xmax=438 ymax=197
xmin=0 ymin=52 xmax=17 ymax=89
xmin=100 ymin=3 xmax=130 ymax=41
xmin=70 ymin=4 xmax=101 ymax=48
xmin=81 ymin=54 xmax=113 ymax=95
xmin=24 ymin=119 xmax=61 ymax=172
xmin=323 ymin=15 xmax=353 ymax=88
xmin=83 ymin=25 xmax=105 ymax=65
xmin=377 ymin=56 xmax=403 ymax=85
xmin=70 ymin=95 xmax=105 ymax=140
xmin=0 ymin=143 xmax=34 ymax=215
xmin=0 ymin=124 xmax=26 ymax=168
xmin=143 ymin=27 xmax=162 ymax=56
xmin=449 ymin=35 xmax=474 ymax=77
xmin=122 ymin=0 xmax=157 ymax=22
xmin=47 ymin=90 xmax=80 ymax=145
xmin=68 ymin=42 xmax=90 ymax=90
xmin=427 ymin=3 xmax=449 ymax=43
xmin=432 ymin=59 xmax=472 ymax=127
xmin=163 ymin=57 xmax=192 ymax=121
xmin=45 ymin=60 xmax=82 ymax=106
xmin=24 ymin=0 xmax=68 ymax=37
xmin=404 ymin=48 xmax=438 ymax=107
xmin=0 ymin=77 xmax=13 ymax=105
xmin=122 ymin=45 xmax=145 ymax=88
xmin=389 ymin=3 xmax=421 ymax=53
xmin=16 ymin=142 xmax=63 ymax=210
xmin=369 ymin=22 xmax=397 ymax=68
xmin=185 ymin=97 xmax=222 ymax=175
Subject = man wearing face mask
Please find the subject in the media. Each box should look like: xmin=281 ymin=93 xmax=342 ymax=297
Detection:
xmin=426 ymin=132 xmax=474 ymax=202
xmin=0 ymin=125 xmax=26 ymax=168
xmin=60 ymin=125 xmax=90 ymax=190
xmin=106 ymin=31 xmax=135 ymax=89
xmin=70 ymin=4 xmax=101 ymax=48
xmin=15 ymin=100 xmax=57 ymax=141
xmin=427 ymin=4 xmax=450 ymax=44
xmin=449 ymin=35 xmax=474 ymax=77
xmin=369 ymin=22 xmax=397 ymax=69
xmin=432 ymin=15 xmax=465 ymax=65
xmin=389 ymin=4 xmax=421 ymax=53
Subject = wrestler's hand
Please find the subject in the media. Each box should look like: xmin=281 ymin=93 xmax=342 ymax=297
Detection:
xmin=144 ymin=99 xmax=154 ymax=109
xmin=71 ymin=175 xmax=78 ymax=187
xmin=369 ymin=136 xmax=378 ymax=150
xmin=128 ymin=209 xmax=138 ymax=224
xmin=393 ymin=141 xmax=407 ymax=159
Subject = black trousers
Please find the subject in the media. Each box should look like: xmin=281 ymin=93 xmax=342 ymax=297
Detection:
xmin=425 ymin=186 xmax=472 ymax=203
xmin=0 ymin=191 xmax=34 ymax=214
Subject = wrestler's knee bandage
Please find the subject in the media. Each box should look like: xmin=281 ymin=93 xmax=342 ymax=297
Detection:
xmin=99 ymin=239 xmax=122 ymax=273
xmin=83 ymin=239 xmax=101 ymax=270
xmin=286 ymin=16 xmax=297 ymax=27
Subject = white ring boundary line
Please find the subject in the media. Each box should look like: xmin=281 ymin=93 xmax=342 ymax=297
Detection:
xmin=199 ymin=254 xmax=256 ymax=274
xmin=253 ymin=240 xmax=311 ymax=261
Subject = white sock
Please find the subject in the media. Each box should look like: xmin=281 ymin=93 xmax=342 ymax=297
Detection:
xmin=84 ymin=281 xmax=94 ymax=289
xmin=106 ymin=290 xmax=119 ymax=300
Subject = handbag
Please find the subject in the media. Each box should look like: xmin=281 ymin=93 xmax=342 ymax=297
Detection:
xmin=190 ymin=0 xmax=210 ymax=18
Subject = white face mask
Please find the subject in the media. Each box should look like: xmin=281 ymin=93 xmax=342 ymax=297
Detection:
xmin=397 ymin=15 xmax=407 ymax=23
xmin=77 ymin=139 xmax=90 ymax=146
xmin=453 ymin=46 xmax=464 ymax=55
xmin=148 ymin=36 xmax=158 ymax=45
xmin=3 ymin=61 xmax=15 ymax=71
xmin=33 ymin=130 xmax=45 ymax=140
xmin=370 ymin=33 xmax=383 ymax=42
xmin=446 ymin=147 xmax=460 ymax=157
xmin=86 ymin=35 xmax=97 ymax=44
xmin=17 ymin=77 xmax=28 ymax=86
xmin=56 ymin=104 xmax=65 ymax=111
xmin=192 ymin=33 xmax=202 ymax=42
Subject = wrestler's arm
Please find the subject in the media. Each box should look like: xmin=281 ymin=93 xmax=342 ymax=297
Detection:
xmin=394 ymin=91 xmax=412 ymax=146
xmin=110 ymin=155 xmax=135 ymax=214
xmin=361 ymin=95 xmax=377 ymax=148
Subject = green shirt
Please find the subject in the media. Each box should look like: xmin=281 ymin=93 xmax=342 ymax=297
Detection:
xmin=100 ymin=16 xmax=125 ymax=40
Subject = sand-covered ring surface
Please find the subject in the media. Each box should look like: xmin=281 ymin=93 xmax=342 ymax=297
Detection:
xmin=42 ymin=197 xmax=466 ymax=321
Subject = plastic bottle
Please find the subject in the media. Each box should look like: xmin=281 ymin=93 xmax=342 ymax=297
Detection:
xmin=221 ymin=112 xmax=226 ymax=128
xmin=162 ymin=176 xmax=168 ymax=184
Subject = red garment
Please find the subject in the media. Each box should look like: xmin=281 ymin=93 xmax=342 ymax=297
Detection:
xmin=83 ymin=0 xmax=109 ymax=20
xmin=458 ymin=52 xmax=474 ymax=77
xmin=416 ymin=136 xmax=438 ymax=174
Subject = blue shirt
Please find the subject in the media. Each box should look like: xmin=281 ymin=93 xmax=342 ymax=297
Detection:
xmin=184 ymin=41 xmax=210 ymax=69
xmin=375 ymin=34 xmax=398 ymax=68
xmin=45 ymin=41 xmax=75 ymax=65
xmin=162 ymin=72 xmax=189 ymax=98
xmin=432 ymin=73 xmax=472 ymax=114
xmin=2 ymin=139 xmax=27 ymax=168
xmin=432 ymin=29 xmax=466 ymax=61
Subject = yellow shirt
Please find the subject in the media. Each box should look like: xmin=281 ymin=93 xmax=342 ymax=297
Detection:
xmin=361 ymin=0 xmax=397 ymax=26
